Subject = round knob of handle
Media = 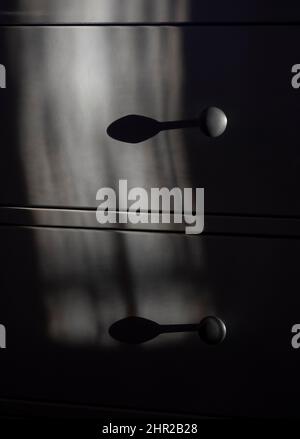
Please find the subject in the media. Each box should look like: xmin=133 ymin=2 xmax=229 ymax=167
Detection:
xmin=200 ymin=106 xmax=227 ymax=138
xmin=198 ymin=316 xmax=226 ymax=345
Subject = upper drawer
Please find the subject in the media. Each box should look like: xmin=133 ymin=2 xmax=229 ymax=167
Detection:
xmin=1 ymin=1 xmax=300 ymax=24
xmin=1 ymin=26 xmax=300 ymax=215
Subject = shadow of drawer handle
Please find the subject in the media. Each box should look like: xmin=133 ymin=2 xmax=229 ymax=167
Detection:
xmin=109 ymin=316 xmax=226 ymax=345
xmin=106 ymin=107 xmax=227 ymax=144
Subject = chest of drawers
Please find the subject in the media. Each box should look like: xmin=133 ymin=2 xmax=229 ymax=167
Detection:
xmin=1 ymin=0 xmax=300 ymax=420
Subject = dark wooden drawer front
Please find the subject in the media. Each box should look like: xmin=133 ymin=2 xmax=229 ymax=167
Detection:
xmin=0 ymin=26 xmax=300 ymax=216
xmin=0 ymin=226 xmax=299 ymax=417
xmin=1 ymin=1 xmax=300 ymax=24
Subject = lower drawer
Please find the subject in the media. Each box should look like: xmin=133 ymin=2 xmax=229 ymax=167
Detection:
xmin=0 ymin=227 xmax=299 ymax=417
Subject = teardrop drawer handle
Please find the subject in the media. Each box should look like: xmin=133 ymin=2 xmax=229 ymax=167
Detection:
xmin=106 ymin=107 xmax=227 ymax=144
xmin=109 ymin=316 xmax=226 ymax=345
